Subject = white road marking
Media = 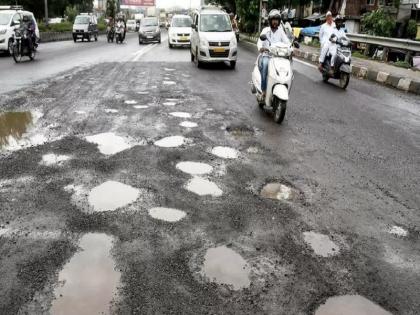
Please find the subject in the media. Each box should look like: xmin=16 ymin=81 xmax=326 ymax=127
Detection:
xmin=294 ymin=58 xmax=317 ymax=69
xmin=131 ymin=34 xmax=168 ymax=62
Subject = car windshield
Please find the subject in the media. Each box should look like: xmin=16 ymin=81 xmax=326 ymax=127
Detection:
xmin=142 ymin=19 xmax=158 ymax=27
xmin=74 ymin=16 xmax=90 ymax=24
xmin=200 ymin=14 xmax=231 ymax=32
xmin=172 ymin=17 xmax=192 ymax=28
xmin=0 ymin=13 xmax=12 ymax=25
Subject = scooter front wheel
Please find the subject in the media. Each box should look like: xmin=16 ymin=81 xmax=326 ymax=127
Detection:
xmin=339 ymin=73 xmax=350 ymax=89
xmin=273 ymin=97 xmax=286 ymax=124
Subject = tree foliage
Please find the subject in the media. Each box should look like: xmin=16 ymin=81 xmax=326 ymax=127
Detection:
xmin=406 ymin=19 xmax=417 ymax=40
xmin=65 ymin=5 xmax=78 ymax=23
xmin=106 ymin=0 xmax=116 ymax=19
xmin=361 ymin=8 xmax=396 ymax=37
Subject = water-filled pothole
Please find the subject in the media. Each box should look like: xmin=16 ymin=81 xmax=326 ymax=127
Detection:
xmin=133 ymin=105 xmax=149 ymax=109
xmin=170 ymin=112 xmax=191 ymax=119
xmin=85 ymin=132 xmax=135 ymax=155
xmin=148 ymin=207 xmax=186 ymax=222
xmin=0 ymin=111 xmax=33 ymax=149
xmin=202 ymin=246 xmax=250 ymax=290
xmin=165 ymin=68 xmax=175 ymax=72
xmin=50 ymin=233 xmax=120 ymax=315
xmin=211 ymin=146 xmax=239 ymax=159
xmin=137 ymin=91 xmax=149 ymax=95
xmin=226 ymin=125 xmax=254 ymax=137
xmin=104 ymin=109 xmax=119 ymax=113
xmin=124 ymin=100 xmax=137 ymax=105
xmin=260 ymin=183 xmax=296 ymax=201
xmin=176 ymin=162 xmax=213 ymax=175
xmin=41 ymin=153 xmax=71 ymax=166
xmin=179 ymin=121 xmax=198 ymax=128
xmin=163 ymin=102 xmax=176 ymax=106
xmin=388 ymin=225 xmax=408 ymax=237
xmin=303 ymin=231 xmax=340 ymax=257
xmin=163 ymin=81 xmax=176 ymax=85
xmin=315 ymin=295 xmax=392 ymax=315
xmin=154 ymin=136 xmax=187 ymax=148
xmin=88 ymin=180 xmax=140 ymax=212
xmin=186 ymin=177 xmax=222 ymax=197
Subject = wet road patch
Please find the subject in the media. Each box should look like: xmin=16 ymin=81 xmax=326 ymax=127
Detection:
xmin=85 ymin=132 xmax=137 ymax=155
xmin=40 ymin=153 xmax=71 ymax=166
xmin=388 ymin=225 xmax=408 ymax=237
xmin=133 ymin=105 xmax=149 ymax=109
xmin=176 ymin=162 xmax=213 ymax=175
xmin=170 ymin=112 xmax=192 ymax=119
xmin=186 ymin=177 xmax=222 ymax=197
xmin=104 ymin=109 xmax=119 ymax=114
xmin=211 ymin=146 xmax=239 ymax=159
xmin=315 ymin=295 xmax=392 ymax=315
xmin=124 ymin=100 xmax=137 ymax=105
xmin=260 ymin=183 xmax=297 ymax=201
xmin=179 ymin=121 xmax=198 ymax=128
xmin=0 ymin=111 xmax=32 ymax=150
xmin=88 ymin=180 xmax=140 ymax=212
xmin=148 ymin=207 xmax=187 ymax=222
xmin=163 ymin=101 xmax=177 ymax=106
xmin=202 ymin=246 xmax=250 ymax=290
xmin=154 ymin=136 xmax=188 ymax=148
xmin=225 ymin=125 xmax=255 ymax=138
xmin=50 ymin=233 xmax=120 ymax=315
xmin=163 ymin=81 xmax=176 ymax=85
xmin=303 ymin=231 xmax=340 ymax=257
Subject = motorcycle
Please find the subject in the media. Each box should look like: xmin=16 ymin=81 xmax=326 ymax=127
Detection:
xmin=251 ymin=34 xmax=298 ymax=124
xmin=107 ymin=26 xmax=115 ymax=43
xmin=115 ymin=23 xmax=125 ymax=44
xmin=12 ymin=27 xmax=36 ymax=63
xmin=321 ymin=36 xmax=352 ymax=89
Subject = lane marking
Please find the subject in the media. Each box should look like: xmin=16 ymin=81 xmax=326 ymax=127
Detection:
xmin=131 ymin=34 xmax=168 ymax=61
xmin=294 ymin=58 xmax=317 ymax=69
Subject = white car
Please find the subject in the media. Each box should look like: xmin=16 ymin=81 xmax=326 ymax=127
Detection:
xmin=168 ymin=14 xmax=192 ymax=48
xmin=127 ymin=20 xmax=136 ymax=32
xmin=0 ymin=6 xmax=39 ymax=54
xmin=190 ymin=7 xmax=237 ymax=69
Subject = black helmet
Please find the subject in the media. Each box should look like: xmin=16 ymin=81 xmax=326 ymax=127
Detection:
xmin=22 ymin=15 xmax=29 ymax=22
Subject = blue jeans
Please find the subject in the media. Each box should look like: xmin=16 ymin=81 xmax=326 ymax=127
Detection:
xmin=258 ymin=55 xmax=270 ymax=92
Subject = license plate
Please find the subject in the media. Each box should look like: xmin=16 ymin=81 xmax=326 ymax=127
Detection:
xmin=180 ymin=36 xmax=188 ymax=41
xmin=147 ymin=36 xmax=153 ymax=39
xmin=213 ymin=47 xmax=225 ymax=53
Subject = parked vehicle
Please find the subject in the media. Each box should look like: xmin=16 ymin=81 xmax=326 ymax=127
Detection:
xmin=321 ymin=36 xmax=352 ymax=89
xmin=190 ymin=7 xmax=238 ymax=69
xmin=72 ymin=13 xmax=98 ymax=42
xmin=168 ymin=14 xmax=192 ymax=48
xmin=251 ymin=34 xmax=297 ymax=124
xmin=138 ymin=17 xmax=161 ymax=44
xmin=12 ymin=21 xmax=36 ymax=62
xmin=127 ymin=19 xmax=136 ymax=32
xmin=0 ymin=5 xmax=39 ymax=55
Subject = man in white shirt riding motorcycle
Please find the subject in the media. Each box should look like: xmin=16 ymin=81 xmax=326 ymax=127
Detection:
xmin=257 ymin=9 xmax=290 ymax=100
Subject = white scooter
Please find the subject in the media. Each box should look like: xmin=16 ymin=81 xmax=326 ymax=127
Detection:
xmin=251 ymin=34 xmax=297 ymax=124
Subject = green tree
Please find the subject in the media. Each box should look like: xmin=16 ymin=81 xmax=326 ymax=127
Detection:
xmin=406 ymin=19 xmax=417 ymax=40
xmin=362 ymin=8 xmax=396 ymax=37
xmin=106 ymin=0 xmax=116 ymax=19
xmin=65 ymin=5 xmax=78 ymax=23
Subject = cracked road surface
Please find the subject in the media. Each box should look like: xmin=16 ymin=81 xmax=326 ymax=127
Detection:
xmin=0 ymin=32 xmax=419 ymax=314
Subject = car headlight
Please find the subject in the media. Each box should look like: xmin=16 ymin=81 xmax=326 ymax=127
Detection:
xmin=200 ymin=38 xmax=208 ymax=47
xmin=230 ymin=36 xmax=237 ymax=47
xmin=0 ymin=29 xmax=6 ymax=35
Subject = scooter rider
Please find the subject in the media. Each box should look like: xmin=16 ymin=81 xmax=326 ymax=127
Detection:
xmin=21 ymin=14 xmax=36 ymax=52
xmin=257 ymin=9 xmax=290 ymax=100
xmin=318 ymin=11 xmax=335 ymax=71
xmin=319 ymin=15 xmax=347 ymax=73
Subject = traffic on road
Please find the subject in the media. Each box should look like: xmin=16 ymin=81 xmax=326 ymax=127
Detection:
xmin=0 ymin=3 xmax=419 ymax=315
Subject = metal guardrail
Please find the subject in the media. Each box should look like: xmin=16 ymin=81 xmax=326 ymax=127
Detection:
xmin=346 ymin=33 xmax=420 ymax=53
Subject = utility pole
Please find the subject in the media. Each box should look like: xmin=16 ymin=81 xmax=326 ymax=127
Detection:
xmin=44 ymin=0 xmax=48 ymax=25
xmin=258 ymin=0 xmax=262 ymax=34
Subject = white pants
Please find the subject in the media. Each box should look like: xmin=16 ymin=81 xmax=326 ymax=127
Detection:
xmin=319 ymin=42 xmax=337 ymax=66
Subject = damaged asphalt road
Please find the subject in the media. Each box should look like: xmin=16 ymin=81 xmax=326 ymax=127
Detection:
xmin=0 ymin=39 xmax=419 ymax=315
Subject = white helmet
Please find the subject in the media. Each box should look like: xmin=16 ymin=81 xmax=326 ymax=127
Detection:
xmin=268 ymin=9 xmax=281 ymax=23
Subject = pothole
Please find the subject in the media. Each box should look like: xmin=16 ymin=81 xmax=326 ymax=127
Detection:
xmin=50 ymin=233 xmax=120 ymax=315
xmin=303 ymin=231 xmax=340 ymax=257
xmin=211 ymin=146 xmax=239 ymax=159
xmin=40 ymin=153 xmax=71 ymax=166
xmin=246 ymin=146 xmax=259 ymax=154
xmin=388 ymin=225 xmax=408 ymax=237
xmin=104 ymin=109 xmax=118 ymax=113
xmin=154 ymin=136 xmax=187 ymax=148
xmin=148 ymin=207 xmax=187 ymax=222
xmin=163 ymin=102 xmax=177 ymax=106
xmin=170 ymin=112 xmax=191 ymax=119
xmin=85 ymin=132 xmax=137 ymax=155
xmin=315 ymin=295 xmax=392 ymax=315
xmin=179 ymin=121 xmax=198 ymax=128
xmin=133 ymin=105 xmax=149 ymax=109
xmin=176 ymin=162 xmax=213 ymax=175
xmin=260 ymin=183 xmax=297 ymax=201
xmin=88 ymin=180 xmax=140 ymax=212
xmin=186 ymin=177 xmax=222 ymax=197
xmin=226 ymin=125 xmax=254 ymax=137
xmin=202 ymin=246 xmax=250 ymax=290
xmin=124 ymin=100 xmax=137 ymax=105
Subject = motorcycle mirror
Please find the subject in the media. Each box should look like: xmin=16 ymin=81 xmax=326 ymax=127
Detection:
xmin=293 ymin=41 xmax=300 ymax=49
xmin=259 ymin=34 xmax=267 ymax=41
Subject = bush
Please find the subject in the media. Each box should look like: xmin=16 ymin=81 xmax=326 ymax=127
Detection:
xmin=393 ymin=60 xmax=411 ymax=69
xmin=38 ymin=21 xmax=73 ymax=33
xmin=406 ymin=19 xmax=417 ymax=39
xmin=362 ymin=9 xmax=396 ymax=37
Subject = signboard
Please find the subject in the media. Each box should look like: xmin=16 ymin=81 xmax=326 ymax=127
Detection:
xmin=120 ymin=0 xmax=155 ymax=6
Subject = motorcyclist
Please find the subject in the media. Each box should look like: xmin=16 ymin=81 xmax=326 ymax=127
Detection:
xmin=19 ymin=15 xmax=36 ymax=52
xmin=257 ymin=9 xmax=290 ymax=100
xmin=116 ymin=15 xmax=126 ymax=42
xmin=319 ymin=15 xmax=347 ymax=74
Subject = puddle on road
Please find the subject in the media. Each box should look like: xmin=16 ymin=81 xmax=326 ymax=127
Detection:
xmin=88 ymin=180 xmax=140 ymax=212
xmin=315 ymin=295 xmax=392 ymax=315
xmin=260 ymin=183 xmax=295 ymax=201
xmin=163 ymin=102 xmax=177 ymax=106
xmin=74 ymin=110 xmax=86 ymax=115
xmin=50 ymin=233 xmax=120 ymax=315
xmin=124 ymin=100 xmax=137 ymax=105
xmin=164 ymin=68 xmax=175 ymax=71
xmin=388 ymin=225 xmax=408 ymax=237
xmin=148 ymin=207 xmax=187 ymax=222
xmin=180 ymin=121 xmax=198 ymax=128
xmin=0 ymin=111 xmax=33 ymax=149
xmin=211 ymin=146 xmax=239 ymax=159
xmin=186 ymin=177 xmax=222 ymax=197
xmin=303 ymin=231 xmax=340 ymax=257
xmin=85 ymin=132 xmax=135 ymax=155
xmin=41 ymin=153 xmax=71 ymax=166
xmin=163 ymin=81 xmax=176 ymax=85
xmin=176 ymin=161 xmax=213 ymax=175
xmin=202 ymin=246 xmax=250 ymax=290
xmin=166 ymin=98 xmax=178 ymax=102
xmin=133 ymin=105 xmax=149 ymax=109
xmin=137 ymin=91 xmax=149 ymax=95
xmin=104 ymin=109 xmax=119 ymax=114
xmin=170 ymin=112 xmax=191 ymax=119
xmin=154 ymin=136 xmax=187 ymax=148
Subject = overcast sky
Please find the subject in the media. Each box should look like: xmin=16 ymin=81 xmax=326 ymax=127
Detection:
xmin=156 ymin=0 xmax=201 ymax=9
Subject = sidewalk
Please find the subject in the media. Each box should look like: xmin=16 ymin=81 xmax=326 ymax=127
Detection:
xmin=240 ymin=34 xmax=420 ymax=95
